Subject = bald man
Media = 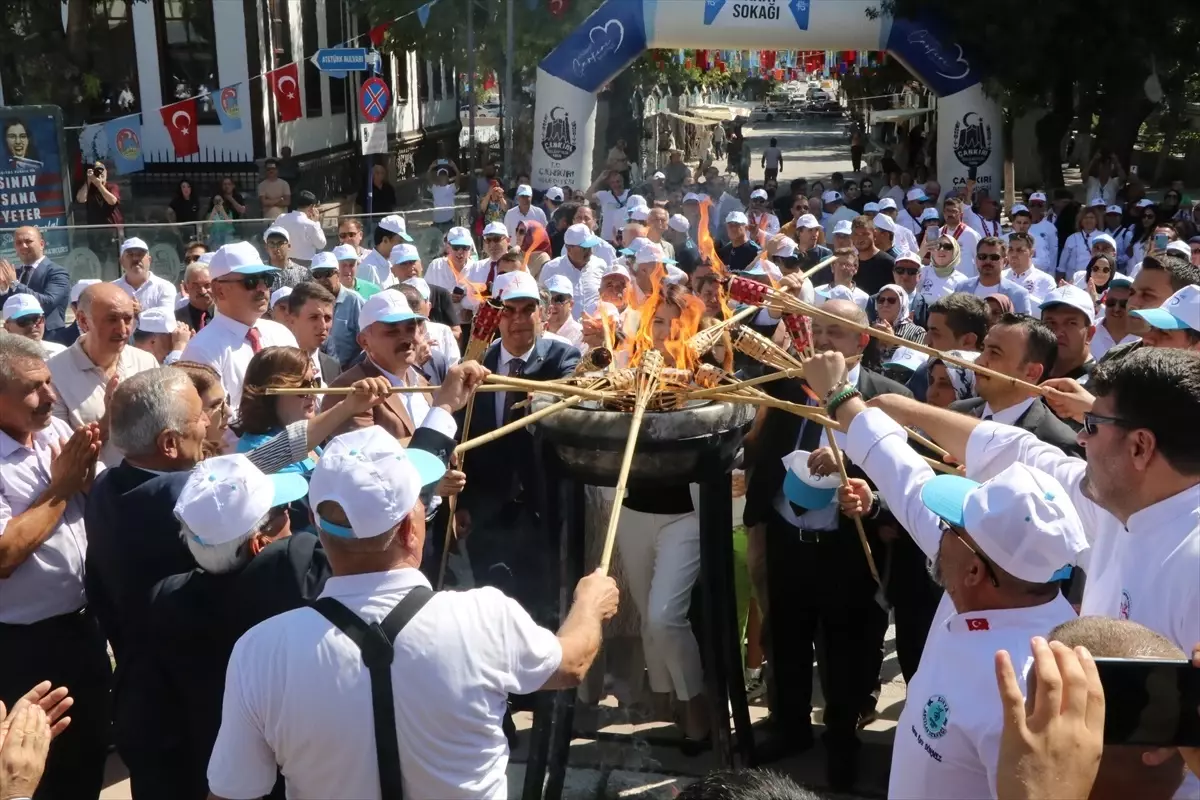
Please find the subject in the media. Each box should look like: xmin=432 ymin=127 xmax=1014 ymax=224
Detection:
xmin=48 ymin=283 xmax=159 ymax=468
xmin=1 ymin=225 xmax=71 ymax=341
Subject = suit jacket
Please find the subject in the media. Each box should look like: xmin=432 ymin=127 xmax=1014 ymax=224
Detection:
xmin=456 ymin=336 xmax=580 ymax=513
xmin=949 ymin=396 xmax=1083 ymax=458
xmin=419 ymin=349 xmax=450 ymax=385
xmin=317 ymin=350 xmax=341 ymax=386
xmin=323 ymin=359 xmax=432 ymax=441
xmin=1 ymin=258 xmax=70 ymax=331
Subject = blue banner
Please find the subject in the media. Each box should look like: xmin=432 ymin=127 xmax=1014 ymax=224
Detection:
xmin=539 ymin=0 xmax=648 ymax=94
xmin=214 ymin=84 xmax=243 ymax=132
xmin=102 ymin=114 xmax=144 ymax=175
xmin=0 ymin=105 xmax=70 ymax=258
xmin=884 ymin=16 xmax=981 ymax=97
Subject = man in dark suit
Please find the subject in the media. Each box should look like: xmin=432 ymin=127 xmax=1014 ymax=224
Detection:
xmin=454 ymin=270 xmax=579 ymax=612
xmin=743 ymin=299 xmax=911 ymax=792
xmin=4 ymin=225 xmax=70 ymax=342
xmin=948 ymin=312 xmax=1083 ymax=457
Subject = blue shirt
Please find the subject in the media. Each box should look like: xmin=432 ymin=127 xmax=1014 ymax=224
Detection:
xmin=236 ymin=431 xmax=319 ymax=477
xmin=322 ymin=286 xmax=365 ymax=369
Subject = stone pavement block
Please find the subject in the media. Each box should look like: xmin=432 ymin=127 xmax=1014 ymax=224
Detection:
xmin=605 ymin=770 xmax=695 ymax=798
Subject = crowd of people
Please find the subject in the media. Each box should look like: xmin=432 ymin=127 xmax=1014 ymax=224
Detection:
xmin=0 ymin=131 xmax=1197 ymax=800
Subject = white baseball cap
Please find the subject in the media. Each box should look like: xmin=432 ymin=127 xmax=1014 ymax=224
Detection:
xmin=196 ymin=253 xmax=214 ymax=266
xmin=922 ymin=462 xmax=1085 ymax=584
xmin=652 ymin=171 xmax=666 ymax=180
xmin=628 ymin=194 xmax=647 ymax=208
xmin=1165 ymin=240 xmax=1191 ymax=259
xmin=773 ymin=236 xmax=798 ymax=258
xmin=877 ymin=198 xmax=898 ymax=211
xmin=882 ymin=346 xmax=929 ymax=373
xmin=359 ymin=289 xmax=424 ymax=328
xmin=664 ymin=264 xmax=688 ymax=284
xmin=446 ymin=227 xmax=474 ymax=248
xmin=516 ymin=184 xmax=533 ymax=198
xmin=667 ymin=214 xmax=690 ymax=234
xmin=544 ymin=274 xmax=574 ymax=296
xmin=819 ymin=284 xmax=858 ymax=302
xmin=1105 ymin=204 xmax=1123 ymax=215
xmin=377 ymin=215 xmax=413 ymax=242
xmin=2 ymin=293 xmax=43 ymax=321
xmin=564 ymin=223 xmax=601 ymax=248
xmin=175 ymin=454 xmax=309 ymax=546
xmin=332 ymin=244 xmax=360 ymax=262
xmin=136 ymin=307 xmax=177 ymax=334
xmin=743 ymin=259 xmax=783 ymax=282
xmin=389 ymin=243 xmax=420 ymax=265
xmin=70 ymin=279 xmax=101 ymax=305
xmin=494 ymin=270 xmax=541 ymax=302
xmin=1039 ymin=284 xmax=1096 ymax=325
xmin=634 ymin=242 xmax=677 ymax=265
xmin=1135 ymin=198 xmax=1155 ymax=208
xmin=832 ymin=220 xmax=853 ymax=237
xmin=270 ymin=286 xmax=293 ymax=307
xmin=821 ymin=190 xmax=843 ymax=204
xmin=309 ymin=427 xmax=446 ymax=539
xmin=1010 ymin=204 xmax=1030 ymax=216
xmin=263 ymin=226 xmax=290 ymax=242
xmin=872 ymin=213 xmax=897 ymax=234
xmin=905 ymin=187 xmax=929 ymax=203
xmin=683 ymin=192 xmax=702 ymax=204
xmin=895 ymin=251 xmax=923 ymax=267
xmin=1028 ymin=191 xmax=1048 ymax=203
xmin=726 ymin=211 xmax=749 ymax=226
xmin=796 ymin=213 xmax=820 ymax=229
xmin=863 ymin=202 xmax=880 ymax=214
xmin=750 ymin=188 xmax=769 ymax=200
xmin=1090 ymin=233 xmax=1117 ymax=250
xmin=919 ymin=208 xmax=941 ymax=223
xmin=120 ymin=237 xmax=149 ymax=255
xmin=309 ymin=252 xmax=337 ymax=273
xmin=1086 ymin=196 xmax=1105 ymax=207
xmin=482 ymin=221 xmax=509 ymax=238
xmin=602 ymin=262 xmax=632 ymax=282
xmin=402 ymin=277 xmax=431 ymax=301
xmin=628 ymin=205 xmax=650 ymax=222
xmin=545 ymin=186 xmax=564 ymax=203
xmin=1131 ymin=284 xmax=1200 ymax=333
xmin=206 ymin=241 xmax=278 ymax=280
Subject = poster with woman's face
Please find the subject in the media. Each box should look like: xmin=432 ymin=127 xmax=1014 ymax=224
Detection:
xmin=0 ymin=105 xmax=69 ymax=259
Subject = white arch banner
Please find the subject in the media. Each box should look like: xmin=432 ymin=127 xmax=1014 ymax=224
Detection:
xmin=532 ymin=0 xmax=1002 ymax=196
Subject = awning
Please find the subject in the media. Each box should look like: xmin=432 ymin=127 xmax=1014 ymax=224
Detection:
xmin=869 ymin=107 xmax=933 ymax=125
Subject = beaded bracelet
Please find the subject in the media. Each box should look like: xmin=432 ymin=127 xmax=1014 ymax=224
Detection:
xmin=826 ymin=386 xmax=862 ymax=418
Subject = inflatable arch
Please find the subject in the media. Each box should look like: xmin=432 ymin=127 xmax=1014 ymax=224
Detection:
xmin=532 ymin=0 xmax=1003 ymax=197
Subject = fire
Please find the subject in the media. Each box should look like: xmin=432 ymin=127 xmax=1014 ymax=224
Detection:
xmin=696 ymin=199 xmax=735 ymax=320
xmin=629 ymin=263 xmax=705 ymax=371
xmin=521 ymin=222 xmax=550 ymax=271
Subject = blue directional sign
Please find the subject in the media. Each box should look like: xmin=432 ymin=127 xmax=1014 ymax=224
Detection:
xmin=312 ymin=48 xmax=368 ymax=79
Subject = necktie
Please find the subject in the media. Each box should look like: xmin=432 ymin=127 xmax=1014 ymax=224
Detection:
xmin=18 ymin=266 xmax=31 ymax=285
xmin=197 ymin=309 xmax=207 ymax=330
xmin=502 ymin=358 xmax=525 ymax=424
xmin=246 ymin=327 xmax=262 ymax=353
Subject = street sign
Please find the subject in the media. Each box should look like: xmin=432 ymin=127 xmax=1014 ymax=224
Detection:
xmin=361 ymin=122 xmax=388 ymax=155
xmin=359 ymin=77 xmax=390 ymax=123
xmin=312 ymin=48 xmax=368 ymax=78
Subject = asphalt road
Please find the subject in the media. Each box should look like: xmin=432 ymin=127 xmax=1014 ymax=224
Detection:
xmin=739 ymin=113 xmax=859 ymax=188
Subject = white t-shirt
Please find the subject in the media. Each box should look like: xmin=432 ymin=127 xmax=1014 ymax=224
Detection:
xmin=814 ymin=283 xmax=869 ymax=310
xmin=112 ymin=272 xmax=178 ymax=312
xmin=1002 ymin=266 xmax=1056 ymax=303
xmin=209 ymin=569 xmax=562 ymax=800
xmin=917 ymin=266 xmax=968 ymax=303
xmin=593 ymin=189 xmax=631 ymax=242
xmin=1088 ymin=321 xmax=1140 ymax=361
xmin=502 ymin=205 xmax=548 ymax=241
xmin=358 ymin=249 xmax=392 ymax=287
xmin=274 ymin=210 xmax=328 ymax=260
xmin=972 ymin=282 xmax=1002 ymax=300
xmin=430 ymin=184 xmax=457 ymax=224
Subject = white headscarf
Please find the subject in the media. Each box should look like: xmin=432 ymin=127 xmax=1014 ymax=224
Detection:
xmin=878 ymin=283 xmax=912 ymax=323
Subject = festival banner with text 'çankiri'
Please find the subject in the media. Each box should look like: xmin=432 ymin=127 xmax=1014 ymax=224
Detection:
xmin=0 ymin=105 xmax=70 ymax=259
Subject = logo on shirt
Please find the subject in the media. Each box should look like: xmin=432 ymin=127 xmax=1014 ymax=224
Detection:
xmin=1120 ymin=589 xmax=1131 ymax=620
xmin=923 ymin=695 xmax=950 ymax=739
xmin=965 ymin=618 xmax=990 ymax=631
xmin=540 ymin=106 xmax=577 ymax=161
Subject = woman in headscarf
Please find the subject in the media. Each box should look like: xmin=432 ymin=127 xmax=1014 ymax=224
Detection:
xmin=983 ymin=292 xmax=1014 ymax=327
xmin=1071 ymin=254 xmax=1127 ymax=311
xmin=926 ymin=351 xmax=980 ymax=408
xmin=871 ymin=283 xmax=925 ymax=360
xmin=919 ymin=232 xmax=968 ymax=300
xmin=520 ymin=220 xmax=553 ymax=278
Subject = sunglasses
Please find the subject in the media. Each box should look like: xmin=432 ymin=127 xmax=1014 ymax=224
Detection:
xmin=484 ymin=236 xmax=506 ymax=244
xmin=184 ymin=253 xmax=204 ymax=264
xmin=217 ymin=273 xmax=277 ymax=291
xmin=311 ymin=268 xmax=337 ymax=278
xmin=894 ymin=267 xmax=920 ymax=276
xmin=1104 ymin=297 xmax=1127 ymax=309
xmin=550 ymin=294 xmax=572 ymax=304
xmin=876 ymin=296 xmax=898 ymax=305
xmin=977 ymin=253 xmax=1004 ymax=262
xmin=265 ymin=240 xmax=288 ymax=250
xmin=338 ymin=231 xmax=359 ymax=239
xmin=936 ymin=242 xmax=955 ymax=252
xmin=939 ymin=519 xmax=1000 ymax=588
xmin=1082 ymin=411 xmax=1128 ymax=436
xmin=451 ymin=244 xmax=472 ymax=252
xmin=14 ymin=315 xmax=43 ymax=328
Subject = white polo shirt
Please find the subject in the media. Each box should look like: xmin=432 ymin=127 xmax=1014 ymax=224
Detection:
xmin=358 ymin=248 xmax=392 ymax=287
xmin=1002 ymin=265 xmax=1056 ymax=304
xmin=537 ymin=254 xmax=605 ymax=320
xmin=112 ymin=272 xmax=178 ymax=312
xmin=502 ymin=204 xmax=547 ymax=241
xmin=917 ymin=266 xmax=968 ymax=303
xmin=274 ymin=210 xmax=328 ymax=261
xmin=208 ymin=568 xmax=562 ymax=800
xmin=179 ymin=313 xmax=297 ymax=413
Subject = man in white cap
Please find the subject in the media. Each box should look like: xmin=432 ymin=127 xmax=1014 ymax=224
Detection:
xmin=662 ymin=213 xmax=700 ymax=274
xmin=268 ymin=285 xmax=292 ymax=321
xmin=358 ymin=215 xmax=413 ymax=287
xmin=424 ymin=228 xmax=475 ymax=327
xmin=569 ymin=204 xmax=618 ymax=266
xmin=308 ymin=251 xmax=365 ymax=369
xmin=940 ymin=197 xmax=981 ymax=278
xmin=812 ymin=249 xmax=870 ymax=310
xmin=180 ymin=241 xmax=297 ymax=412
xmin=821 ymin=190 xmax=858 ymax=239
xmin=3 ymin=293 xmax=65 ymax=357
xmin=426 ymin=162 xmax=458 ymax=230
xmin=542 ymin=273 xmax=582 ymax=347
xmin=503 ymin=184 xmax=547 ymax=240
xmin=397 ymin=278 xmax=460 ymax=367
xmin=542 ymin=185 xmax=564 ymax=219
xmin=830 ymin=218 xmax=854 ymax=251
xmin=598 ymin=261 xmax=634 ymax=317
xmin=871 ymin=212 xmax=901 ymax=259
xmin=801 ymin=349 xmax=1084 ymax=800
xmin=1005 ymin=205 xmax=1054 ymax=273
xmin=273 ymin=190 xmax=327 ymax=266
xmin=1025 ymin=192 xmax=1060 ymax=270
xmin=112 ymin=236 xmax=177 ymax=312
xmin=1002 ymin=231 xmax=1057 ymax=304
xmin=1131 ymin=284 xmax=1200 ymax=353
xmin=877 ymin=197 xmax=921 ymax=254
xmin=385 ymin=243 xmax=459 ymax=335
xmin=1039 ymin=284 xmax=1098 ymax=385
xmin=263 ymin=225 xmax=312 ymax=288
xmin=132 ymin=307 xmax=190 ymax=365
xmin=538 ymin=222 xmax=605 ymax=320
xmin=459 ymin=220 xmax=511 ymax=312
xmin=748 ymin=188 xmax=781 ymax=239
xmin=897 ymin=186 xmax=928 ymax=238
xmin=332 ymin=242 xmax=381 ymax=300
xmin=207 ymin=424 xmax=618 ymax=800
xmin=719 ymin=211 xmax=760 ymax=272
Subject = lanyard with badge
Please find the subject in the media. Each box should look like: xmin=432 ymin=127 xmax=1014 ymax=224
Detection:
xmin=948 ymin=222 xmax=967 ymax=240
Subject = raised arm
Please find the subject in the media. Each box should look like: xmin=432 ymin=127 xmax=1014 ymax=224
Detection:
xmin=540 ymin=569 xmax=619 ymax=690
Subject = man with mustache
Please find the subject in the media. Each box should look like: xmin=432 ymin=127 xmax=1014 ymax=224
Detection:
xmin=180 ymin=241 xmax=297 ymax=414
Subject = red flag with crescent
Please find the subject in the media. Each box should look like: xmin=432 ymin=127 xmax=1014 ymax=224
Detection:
xmin=160 ymin=98 xmax=200 ymax=158
xmin=268 ymin=63 xmax=303 ymax=122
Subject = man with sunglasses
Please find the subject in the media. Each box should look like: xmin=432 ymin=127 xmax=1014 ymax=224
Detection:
xmin=542 ymin=274 xmax=582 ymax=347
xmin=3 ymin=292 xmax=64 ymax=357
xmin=867 ymin=252 xmax=929 ymax=329
xmin=459 ymin=221 xmax=511 ymax=315
xmin=1131 ymin=284 xmax=1200 ymax=353
xmin=180 ymin=241 xmax=297 ymax=415
xmin=958 ymin=237 xmax=1033 ymax=314
xmin=1089 ymin=276 xmax=1140 ymax=361
xmin=335 ymin=217 xmax=366 ymax=255
xmin=801 ymin=349 xmax=1084 ymax=800
xmin=262 ymin=226 xmax=312 ymax=289
xmin=424 ymin=228 xmax=475 ymax=323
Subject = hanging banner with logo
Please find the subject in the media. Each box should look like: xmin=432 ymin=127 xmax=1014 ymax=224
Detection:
xmin=214 ymin=84 xmax=243 ymax=132
xmin=101 ymin=114 xmax=145 ymax=175
xmin=161 ymin=98 xmax=200 ymax=158
xmin=0 ymin=105 xmax=70 ymax=258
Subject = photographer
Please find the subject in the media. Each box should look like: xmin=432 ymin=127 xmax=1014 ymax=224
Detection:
xmin=74 ymin=161 xmax=123 ymax=255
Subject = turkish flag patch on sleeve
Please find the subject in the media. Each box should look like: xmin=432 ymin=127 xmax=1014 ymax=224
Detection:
xmin=966 ymin=618 xmax=990 ymax=631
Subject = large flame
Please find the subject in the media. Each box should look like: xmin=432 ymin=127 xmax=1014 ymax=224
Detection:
xmin=521 ymin=223 xmax=550 ymax=271
xmin=628 ymin=263 xmax=705 ymax=371
xmin=696 ymin=199 xmax=735 ymax=320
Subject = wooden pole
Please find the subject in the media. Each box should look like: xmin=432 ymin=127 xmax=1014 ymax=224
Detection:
xmin=265 ymin=384 xmax=508 ymax=396
xmin=436 ymin=392 xmax=478 ymax=591
xmin=454 ymin=394 xmax=586 ymax=455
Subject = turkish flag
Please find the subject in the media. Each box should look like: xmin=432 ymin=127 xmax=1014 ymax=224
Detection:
xmin=160 ymin=98 xmax=200 ymax=158
xmin=966 ymin=618 xmax=990 ymax=631
xmin=268 ymin=63 xmax=303 ymax=122
xmin=548 ymin=0 xmax=568 ymax=18
xmin=367 ymin=22 xmax=390 ymax=47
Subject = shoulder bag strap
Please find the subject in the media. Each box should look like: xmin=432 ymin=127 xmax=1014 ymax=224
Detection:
xmin=311 ymin=586 xmax=435 ymax=800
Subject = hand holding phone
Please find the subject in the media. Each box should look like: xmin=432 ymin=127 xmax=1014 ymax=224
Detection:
xmin=1095 ymin=656 xmax=1200 ymax=747
xmin=1154 ymin=233 xmax=1169 ymax=251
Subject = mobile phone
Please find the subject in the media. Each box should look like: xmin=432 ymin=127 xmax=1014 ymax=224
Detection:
xmin=1154 ymin=233 xmax=1169 ymax=250
xmin=451 ymin=286 xmax=465 ymax=297
xmin=1094 ymin=658 xmax=1200 ymax=746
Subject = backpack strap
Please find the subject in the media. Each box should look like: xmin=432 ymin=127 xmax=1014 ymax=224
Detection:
xmin=311 ymin=586 xmax=434 ymax=800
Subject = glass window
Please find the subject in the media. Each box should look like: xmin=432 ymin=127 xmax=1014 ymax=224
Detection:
xmin=417 ymin=58 xmax=429 ymax=102
xmin=432 ymin=59 xmax=443 ymax=100
xmin=156 ymin=0 xmax=219 ymax=119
